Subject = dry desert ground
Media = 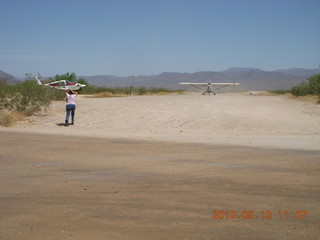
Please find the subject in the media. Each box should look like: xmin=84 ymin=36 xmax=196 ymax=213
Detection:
xmin=1 ymin=92 xmax=319 ymax=240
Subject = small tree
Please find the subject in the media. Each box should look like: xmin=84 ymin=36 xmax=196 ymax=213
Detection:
xmin=137 ymin=86 xmax=147 ymax=95
xmin=55 ymin=72 xmax=77 ymax=82
xmin=77 ymin=78 xmax=88 ymax=86
xmin=25 ymin=73 xmax=33 ymax=80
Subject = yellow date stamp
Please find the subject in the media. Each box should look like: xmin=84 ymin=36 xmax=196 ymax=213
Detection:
xmin=212 ymin=210 xmax=308 ymax=220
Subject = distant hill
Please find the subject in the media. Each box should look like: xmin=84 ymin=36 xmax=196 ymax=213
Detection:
xmin=1 ymin=68 xmax=319 ymax=90
xmin=0 ymin=70 xmax=21 ymax=84
xmin=81 ymin=68 xmax=319 ymax=91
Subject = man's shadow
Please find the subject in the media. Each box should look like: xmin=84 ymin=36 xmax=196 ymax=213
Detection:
xmin=56 ymin=123 xmax=69 ymax=127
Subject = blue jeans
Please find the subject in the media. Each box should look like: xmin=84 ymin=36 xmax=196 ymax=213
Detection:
xmin=66 ymin=104 xmax=76 ymax=123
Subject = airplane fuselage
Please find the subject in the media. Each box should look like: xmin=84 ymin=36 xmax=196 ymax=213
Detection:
xmin=44 ymin=80 xmax=85 ymax=91
xmin=35 ymin=76 xmax=86 ymax=91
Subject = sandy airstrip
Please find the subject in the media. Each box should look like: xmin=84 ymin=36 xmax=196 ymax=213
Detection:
xmin=1 ymin=92 xmax=320 ymax=239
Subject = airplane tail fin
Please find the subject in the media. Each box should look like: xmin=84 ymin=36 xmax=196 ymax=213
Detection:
xmin=34 ymin=76 xmax=42 ymax=85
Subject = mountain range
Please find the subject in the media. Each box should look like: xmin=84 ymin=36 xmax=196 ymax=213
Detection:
xmin=0 ymin=70 xmax=20 ymax=84
xmin=80 ymin=68 xmax=319 ymax=91
xmin=1 ymin=68 xmax=319 ymax=91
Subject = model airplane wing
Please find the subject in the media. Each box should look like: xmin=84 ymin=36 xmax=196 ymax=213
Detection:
xmin=179 ymin=82 xmax=240 ymax=95
xmin=179 ymin=82 xmax=240 ymax=86
xmin=179 ymin=82 xmax=209 ymax=86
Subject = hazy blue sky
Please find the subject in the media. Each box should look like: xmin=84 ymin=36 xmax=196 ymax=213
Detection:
xmin=1 ymin=0 xmax=319 ymax=78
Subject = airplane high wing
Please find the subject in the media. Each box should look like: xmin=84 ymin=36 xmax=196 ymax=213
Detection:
xmin=179 ymin=82 xmax=240 ymax=95
xmin=35 ymin=76 xmax=86 ymax=91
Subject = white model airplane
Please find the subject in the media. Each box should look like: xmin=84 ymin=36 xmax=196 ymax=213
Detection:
xmin=179 ymin=82 xmax=240 ymax=95
xmin=34 ymin=76 xmax=86 ymax=91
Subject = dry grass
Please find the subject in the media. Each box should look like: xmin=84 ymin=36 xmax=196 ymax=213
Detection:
xmin=261 ymin=91 xmax=320 ymax=104
xmin=0 ymin=111 xmax=25 ymax=127
xmin=144 ymin=91 xmax=183 ymax=95
xmin=288 ymin=94 xmax=320 ymax=104
xmin=87 ymin=92 xmax=127 ymax=98
xmin=254 ymin=91 xmax=277 ymax=96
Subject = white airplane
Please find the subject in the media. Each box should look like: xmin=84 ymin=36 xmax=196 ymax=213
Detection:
xmin=34 ymin=76 xmax=86 ymax=91
xmin=179 ymin=81 xmax=240 ymax=95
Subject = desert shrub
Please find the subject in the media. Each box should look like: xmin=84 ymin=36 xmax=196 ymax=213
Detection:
xmin=291 ymin=82 xmax=310 ymax=96
xmin=307 ymin=74 xmax=320 ymax=95
xmin=269 ymin=90 xmax=291 ymax=95
xmin=1 ymin=80 xmax=49 ymax=115
xmin=0 ymin=111 xmax=14 ymax=127
xmin=0 ymin=80 xmax=64 ymax=116
xmin=0 ymin=111 xmax=24 ymax=127
xmin=110 ymin=87 xmax=131 ymax=95
xmin=80 ymin=85 xmax=131 ymax=95
xmin=76 ymin=81 xmax=178 ymax=96
xmin=148 ymin=87 xmax=169 ymax=93
xmin=136 ymin=86 xmax=147 ymax=95
xmin=291 ymin=74 xmax=320 ymax=96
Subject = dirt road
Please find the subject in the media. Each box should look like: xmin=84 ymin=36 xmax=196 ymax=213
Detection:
xmin=1 ymin=131 xmax=319 ymax=240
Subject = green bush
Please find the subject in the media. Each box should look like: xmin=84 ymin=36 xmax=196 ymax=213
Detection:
xmin=81 ymin=84 xmax=176 ymax=96
xmin=0 ymin=80 xmax=64 ymax=116
xmin=136 ymin=86 xmax=147 ymax=95
xmin=291 ymin=82 xmax=310 ymax=96
xmin=291 ymin=74 xmax=320 ymax=96
xmin=148 ymin=87 xmax=170 ymax=93
xmin=80 ymin=85 xmax=131 ymax=95
xmin=308 ymin=74 xmax=320 ymax=95
xmin=269 ymin=90 xmax=291 ymax=95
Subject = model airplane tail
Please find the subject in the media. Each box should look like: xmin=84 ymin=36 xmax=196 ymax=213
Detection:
xmin=34 ymin=76 xmax=42 ymax=85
